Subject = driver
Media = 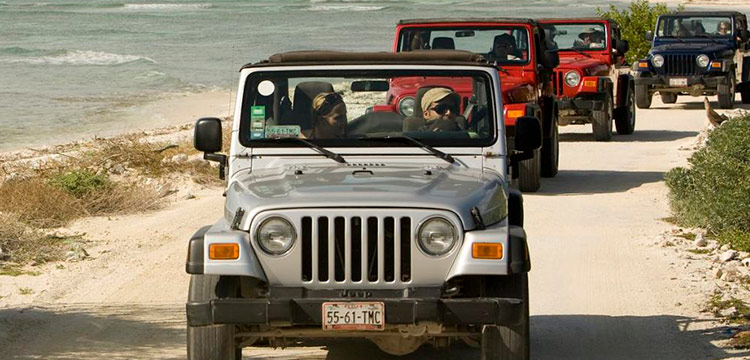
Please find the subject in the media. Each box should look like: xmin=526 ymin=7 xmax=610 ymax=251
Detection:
xmin=490 ymin=33 xmax=520 ymax=61
xmin=717 ymin=21 xmax=731 ymax=36
xmin=574 ymin=27 xmax=605 ymax=48
xmin=420 ymin=87 xmax=461 ymax=132
xmin=304 ymin=92 xmax=347 ymax=139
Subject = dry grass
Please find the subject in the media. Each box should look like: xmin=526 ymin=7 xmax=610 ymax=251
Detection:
xmin=731 ymin=331 xmax=750 ymax=349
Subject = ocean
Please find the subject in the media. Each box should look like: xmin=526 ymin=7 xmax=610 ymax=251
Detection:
xmin=0 ymin=0 xmax=715 ymax=151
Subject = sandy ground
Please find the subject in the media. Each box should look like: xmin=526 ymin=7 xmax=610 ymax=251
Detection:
xmin=1 ymin=94 xmax=750 ymax=359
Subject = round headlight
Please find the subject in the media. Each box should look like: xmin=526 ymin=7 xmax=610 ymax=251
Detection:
xmin=417 ymin=217 xmax=458 ymax=256
xmin=651 ymin=54 xmax=664 ymax=68
xmin=564 ymin=71 xmax=581 ymax=87
xmin=256 ymin=217 xmax=296 ymax=255
xmin=696 ymin=54 xmax=710 ymax=68
xmin=398 ymin=96 xmax=416 ymax=117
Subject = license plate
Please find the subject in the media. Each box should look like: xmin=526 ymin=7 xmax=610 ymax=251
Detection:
xmin=669 ymin=78 xmax=688 ymax=87
xmin=322 ymin=302 xmax=385 ymax=331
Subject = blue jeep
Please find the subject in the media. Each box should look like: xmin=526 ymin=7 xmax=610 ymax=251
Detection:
xmin=634 ymin=11 xmax=750 ymax=109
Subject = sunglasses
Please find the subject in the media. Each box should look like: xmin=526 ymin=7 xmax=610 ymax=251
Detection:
xmin=315 ymin=92 xmax=343 ymax=116
xmin=430 ymin=101 xmax=457 ymax=115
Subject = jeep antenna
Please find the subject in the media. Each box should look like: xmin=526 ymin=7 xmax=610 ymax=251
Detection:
xmin=228 ymin=45 xmax=235 ymax=118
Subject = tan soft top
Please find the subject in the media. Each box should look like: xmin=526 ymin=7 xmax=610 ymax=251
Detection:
xmin=242 ymin=50 xmax=490 ymax=69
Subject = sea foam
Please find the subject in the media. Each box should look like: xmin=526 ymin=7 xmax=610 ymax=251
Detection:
xmin=122 ymin=3 xmax=211 ymax=11
xmin=308 ymin=5 xmax=386 ymax=12
xmin=0 ymin=50 xmax=156 ymax=66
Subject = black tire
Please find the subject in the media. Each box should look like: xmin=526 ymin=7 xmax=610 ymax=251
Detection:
xmin=518 ymin=149 xmax=541 ymax=193
xmin=615 ymin=83 xmax=636 ymax=135
xmin=660 ymin=92 xmax=677 ymax=104
xmin=187 ymin=275 xmax=240 ymax=360
xmin=742 ymin=85 xmax=750 ymax=104
xmin=481 ymin=274 xmax=530 ymax=360
xmin=540 ymin=111 xmax=559 ymax=178
xmin=592 ymin=90 xmax=613 ymax=142
xmin=718 ymin=70 xmax=736 ymax=109
xmin=635 ymin=84 xmax=651 ymax=109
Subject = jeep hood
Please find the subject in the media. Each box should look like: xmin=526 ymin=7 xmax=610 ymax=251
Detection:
xmin=651 ymin=42 xmax=732 ymax=55
xmin=225 ymin=164 xmax=507 ymax=230
xmin=557 ymin=57 xmax=609 ymax=76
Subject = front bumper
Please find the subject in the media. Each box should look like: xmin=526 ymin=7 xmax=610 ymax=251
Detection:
xmin=634 ymin=75 xmax=727 ymax=89
xmin=187 ymin=296 xmax=523 ymax=327
xmin=557 ymin=98 xmax=605 ymax=112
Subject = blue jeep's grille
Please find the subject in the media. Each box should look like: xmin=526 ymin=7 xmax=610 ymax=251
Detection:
xmin=664 ymin=54 xmax=696 ymax=76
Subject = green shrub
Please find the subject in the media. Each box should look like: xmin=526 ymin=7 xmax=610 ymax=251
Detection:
xmin=49 ymin=170 xmax=111 ymax=197
xmin=665 ymin=113 xmax=750 ymax=251
xmin=597 ymin=0 xmax=684 ymax=64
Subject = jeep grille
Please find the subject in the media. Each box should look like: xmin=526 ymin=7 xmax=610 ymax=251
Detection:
xmin=553 ymin=70 xmax=565 ymax=97
xmin=301 ymin=216 xmax=412 ymax=284
xmin=664 ymin=54 xmax=697 ymax=76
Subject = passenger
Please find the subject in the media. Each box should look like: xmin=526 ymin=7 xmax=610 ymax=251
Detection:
xmin=717 ymin=21 xmax=731 ymax=36
xmin=305 ymin=92 xmax=347 ymax=139
xmin=420 ymin=87 xmax=461 ymax=132
xmin=544 ymin=25 xmax=559 ymax=50
xmin=490 ymin=33 xmax=520 ymax=61
xmin=574 ymin=28 xmax=605 ymax=48
xmin=409 ymin=31 xmax=429 ymax=50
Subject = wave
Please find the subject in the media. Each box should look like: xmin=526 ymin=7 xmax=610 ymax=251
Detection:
xmin=122 ymin=3 xmax=212 ymax=11
xmin=0 ymin=50 xmax=156 ymax=66
xmin=308 ymin=4 xmax=387 ymax=11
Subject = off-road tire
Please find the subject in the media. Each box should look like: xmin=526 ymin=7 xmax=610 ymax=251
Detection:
xmin=718 ymin=70 xmax=736 ymax=109
xmin=592 ymin=91 xmax=613 ymax=142
xmin=187 ymin=275 xmax=241 ymax=360
xmin=518 ymin=149 xmax=541 ymax=193
xmin=660 ymin=92 xmax=677 ymax=104
xmin=615 ymin=83 xmax=636 ymax=135
xmin=481 ymin=274 xmax=530 ymax=360
xmin=540 ymin=112 xmax=559 ymax=178
xmin=635 ymin=84 xmax=652 ymax=109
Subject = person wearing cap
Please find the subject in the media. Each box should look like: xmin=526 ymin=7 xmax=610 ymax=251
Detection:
xmin=574 ymin=27 xmax=605 ymax=49
xmin=420 ymin=87 xmax=461 ymax=132
xmin=304 ymin=92 xmax=347 ymax=139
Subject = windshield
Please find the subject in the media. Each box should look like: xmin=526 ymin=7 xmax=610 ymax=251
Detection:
xmin=541 ymin=23 xmax=607 ymax=51
xmin=398 ymin=27 xmax=530 ymax=65
xmin=239 ymin=69 xmax=496 ymax=147
xmin=657 ymin=16 xmax=733 ymax=38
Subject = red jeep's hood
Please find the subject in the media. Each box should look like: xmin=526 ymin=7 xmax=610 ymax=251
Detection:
xmin=557 ymin=56 xmax=608 ymax=76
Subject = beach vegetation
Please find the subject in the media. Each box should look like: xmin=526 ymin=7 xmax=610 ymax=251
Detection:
xmin=596 ymin=0 xmax=685 ymax=63
xmin=665 ymin=113 xmax=750 ymax=252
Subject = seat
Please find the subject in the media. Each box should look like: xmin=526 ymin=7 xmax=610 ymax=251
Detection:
xmin=286 ymin=81 xmax=334 ymax=130
xmin=346 ymin=111 xmax=404 ymax=136
xmin=431 ymin=37 xmax=455 ymax=50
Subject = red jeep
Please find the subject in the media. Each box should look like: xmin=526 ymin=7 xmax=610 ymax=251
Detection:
xmin=391 ymin=18 xmax=560 ymax=192
xmin=538 ymin=18 xmax=636 ymax=141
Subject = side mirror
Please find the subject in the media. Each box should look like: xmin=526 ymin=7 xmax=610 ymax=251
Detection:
xmin=645 ymin=31 xmax=654 ymax=42
xmin=194 ymin=117 xmax=227 ymax=179
xmin=741 ymin=29 xmax=750 ymax=42
xmin=542 ymin=50 xmax=559 ymax=69
xmin=616 ymin=39 xmax=630 ymax=54
xmin=514 ymin=116 xmax=542 ymax=153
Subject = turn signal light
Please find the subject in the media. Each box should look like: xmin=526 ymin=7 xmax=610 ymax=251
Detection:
xmin=507 ymin=110 xmax=524 ymax=119
xmin=711 ymin=62 xmax=722 ymax=68
xmin=583 ymin=80 xmax=597 ymax=88
xmin=638 ymin=61 xmax=649 ymax=68
xmin=472 ymin=243 xmax=503 ymax=259
xmin=209 ymin=243 xmax=239 ymax=260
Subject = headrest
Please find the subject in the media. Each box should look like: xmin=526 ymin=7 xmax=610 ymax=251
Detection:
xmin=431 ymin=37 xmax=455 ymax=50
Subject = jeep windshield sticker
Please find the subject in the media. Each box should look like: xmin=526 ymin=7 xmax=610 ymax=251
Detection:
xmin=265 ymin=125 xmax=301 ymax=138
xmin=258 ymin=80 xmax=275 ymax=96
xmin=250 ymin=106 xmax=266 ymax=139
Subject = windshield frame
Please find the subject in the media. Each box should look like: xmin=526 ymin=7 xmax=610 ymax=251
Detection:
xmin=541 ymin=21 xmax=609 ymax=52
xmin=396 ymin=25 xmax=533 ymax=66
xmin=237 ymin=65 xmax=500 ymax=149
xmin=656 ymin=15 xmax=734 ymax=39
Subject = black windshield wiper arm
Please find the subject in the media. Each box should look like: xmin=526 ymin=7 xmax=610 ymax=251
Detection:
xmin=663 ymin=35 xmax=685 ymax=43
xmin=570 ymin=48 xmax=593 ymax=58
xmin=359 ymin=135 xmax=455 ymax=164
xmin=695 ymin=34 xmax=721 ymax=44
xmin=271 ymin=137 xmax=346 ymax=163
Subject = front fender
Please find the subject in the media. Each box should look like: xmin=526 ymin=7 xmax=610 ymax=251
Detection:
xmin=185 ymin=219 xmax=267 ymax=282
xmin=446 ymin=223 xmax=529 ymax=280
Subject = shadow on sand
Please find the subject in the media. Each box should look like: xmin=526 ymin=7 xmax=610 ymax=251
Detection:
xmin=534 ymin=170 xmax=665 ymax=196
xmin=559 ymin=130 xmax=698 ymax=143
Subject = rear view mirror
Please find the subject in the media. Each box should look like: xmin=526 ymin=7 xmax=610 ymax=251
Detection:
xmin=741 ymin=29 xmax=750 ymax=42
xmin=455 ymin=30 xmax=475 ymax=38
xmin=194 ymin=117 xmax=227 ymax=179
xmin=351 ymin=80 xmax=389 ymax=92
xmin=514 ymin=116 xmax=542 ymax=153
xmin=645 ymin=31 xmax=654 ymax=42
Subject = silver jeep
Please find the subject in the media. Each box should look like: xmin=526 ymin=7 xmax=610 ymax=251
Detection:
xmin=186 ymin=50 xmax=541 ymax=360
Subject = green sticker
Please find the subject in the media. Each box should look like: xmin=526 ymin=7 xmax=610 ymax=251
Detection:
xmin=250 ymin=106 xmax=265 ymax=119
xmin=265 ymin=125 xmax=301 ymax=138
xmin=251 ymin=118 xmax=265 ymax=129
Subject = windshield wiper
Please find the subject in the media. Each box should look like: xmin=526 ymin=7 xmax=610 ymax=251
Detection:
xmin=270 ymin=137 xmax=346 ymax=163
xmin=663 ymin=35 xmax=686 ymax=43
xmin=695 ymin=33 xmax=721 ymax=44
xmin=359 ymin=135 xmax=455 ymax=164
xmin=491 ymin=61 xmax=511 ymax=75
xmin=569 ymin=48 xmax=593 ymax=58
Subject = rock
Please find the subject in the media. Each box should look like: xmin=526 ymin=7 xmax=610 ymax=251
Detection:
xmin=741 ymin=258 xmax=750 ymax=267
xmin=721 ymin=244 xmax=731 ymax=251
xmin=694 ymin=234 xmax=708 ymax=247
xmin=707 ymin=241 xmax=720 ymax=250
xmin=661 ymin=239 xmax=675 ymax=247
xmin=109 ymin=164 xmax=126 ymax=175
xmin=675 ymin=302 xmax=682 ymax=307
xmin=183 ymin=192 xmax=196 ymax=200
xmin=65 ymin=244 xmax=89 ymax=262
xmin=187 ymin=153 xmax=205 ymax=164
xmin=0 ymin=246 xmax=9 ymax=261
xmin=171 ymin=154 xmax=188 ymax=163
xmin=720 ymin=250 xmax=738 ymax=262
xmin=712 ymin=268 xmax=723 ymax=279
xmin=720 ymin=306 xmax=739 ymax=318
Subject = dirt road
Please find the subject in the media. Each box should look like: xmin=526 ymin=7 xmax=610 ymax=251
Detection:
xmin=1 ymin=96 xmax=749 ymax=359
